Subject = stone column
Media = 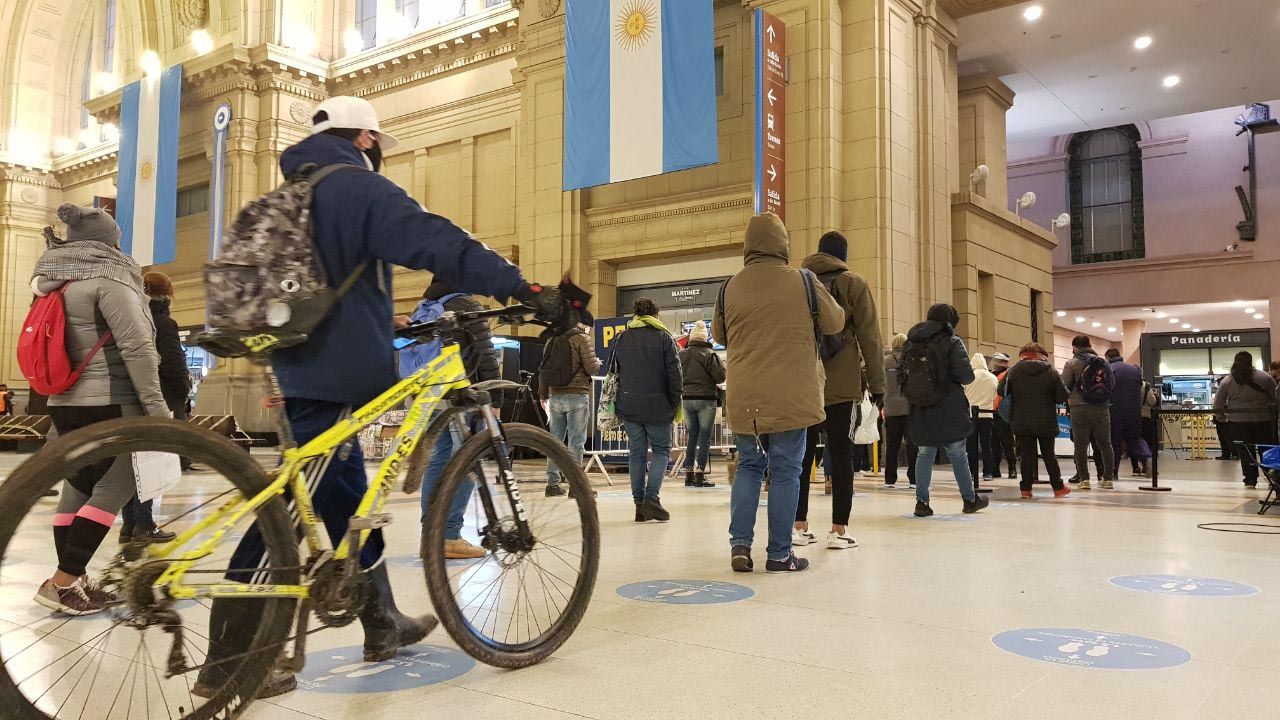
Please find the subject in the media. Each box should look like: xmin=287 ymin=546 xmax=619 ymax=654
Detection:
xmin=1122 ymin=319 xmax=1145 ymax=364
xmin=0 ymin=166 xmax=58 ymax=390
xmin=957 ymin=75 xmax=1014 ymax=211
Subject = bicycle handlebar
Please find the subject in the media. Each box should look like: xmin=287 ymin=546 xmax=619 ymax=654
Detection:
xmin=395 ymin=304 xmax=544 ymax=342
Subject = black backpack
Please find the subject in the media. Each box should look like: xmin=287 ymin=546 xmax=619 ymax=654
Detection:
xmin=539 ymin=333 xmax=576 ymax=388
xmin=1077 ymin=355 xmax=1115 ymax=405
xmin=800 ymin=270 xmax=845 ymax=361
xmin=899 ymin=334 xmax=950 ymax=407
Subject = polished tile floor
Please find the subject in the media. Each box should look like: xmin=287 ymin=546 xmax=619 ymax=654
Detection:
xmin=1 ymin=450 xmax=1276 ymax=720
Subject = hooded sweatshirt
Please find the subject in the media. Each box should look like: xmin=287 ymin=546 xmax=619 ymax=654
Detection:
xmin=800 ymin=252 xmax=883 ymax=404
xmin=964 ymin=353 xmax=999 ymax=412
xmin=713 ymin=214 xmax=844 ymax=435
xmin=903 ymin=304 xmax=974 ymax=446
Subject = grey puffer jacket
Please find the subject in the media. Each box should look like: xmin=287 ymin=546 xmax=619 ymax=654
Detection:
xmin=37 ymin=276 xmax=167 ymax=416
xmin=882 ymin=348 xmax=909 ymax=417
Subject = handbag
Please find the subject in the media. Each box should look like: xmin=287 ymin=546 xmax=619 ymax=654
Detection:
xmin=132 ymin=451 xmax=183 ymax=503
xmin=596 ymin=353 xmax=623 ymax=433
xmin=998 ymin=372 xmax=1014 ymax=423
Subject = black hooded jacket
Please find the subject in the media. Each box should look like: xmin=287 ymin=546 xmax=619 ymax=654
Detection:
xmin=999 ymin=359 xmax=1069 ymax=438
xmin=903 ymin=304 xmax=974 ymax=446
xmin=149 ymin=297 xmax=191 ymax=409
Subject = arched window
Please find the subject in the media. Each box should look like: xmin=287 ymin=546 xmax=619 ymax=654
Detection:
xmin=103 ymin=0 xmax=116 ymax=72
xmin=79 ymin=45 xmax=92 ymax=132
xmin=1068 ymin=124 xmax=1145 ymax=263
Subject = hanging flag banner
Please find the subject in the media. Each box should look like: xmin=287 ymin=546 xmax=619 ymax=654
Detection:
xmin=754 ymin=9 xmax=785 ymax=220
xmin=116 ymin=63 xmax=183 ymax=266
xmin=563 ymin=0 xmax=719 ymax=190
xmin=209 ymin=103 xmax=232 ymax=259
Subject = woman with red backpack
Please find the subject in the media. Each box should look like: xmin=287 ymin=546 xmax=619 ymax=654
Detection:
xmin=25 ymin=204 xmax=168 ymax=616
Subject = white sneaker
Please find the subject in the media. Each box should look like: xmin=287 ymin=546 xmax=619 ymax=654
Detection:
xmin=882 ymin=482 xmax=897 ymax=489
xmin=791 ymin=528 xmax=816 ymax=546
xmin=1078 ymin=479 xmax=1092 ymax=490
xmin=827 ymin=531 xmax=858 ymax=549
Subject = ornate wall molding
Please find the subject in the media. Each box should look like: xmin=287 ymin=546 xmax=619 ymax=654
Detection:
xmin=586 ymin=185 xmax=753 ymax=230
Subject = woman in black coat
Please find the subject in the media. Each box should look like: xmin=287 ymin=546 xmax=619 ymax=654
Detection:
xmin=997 ymin=343 xmax=1070 ymax=499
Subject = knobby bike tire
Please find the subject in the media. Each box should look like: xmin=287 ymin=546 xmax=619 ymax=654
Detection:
xmin=422 ymin=423 xmax=600 ymax=668
xmin=0 ymin=417 xmax=300 ymax=720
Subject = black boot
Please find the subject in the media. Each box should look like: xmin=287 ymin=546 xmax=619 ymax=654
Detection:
xmin=192 ymin=597 xmax=297 ymax=699
xmin=638 ymin=497 xmax=670 ymax=522
xmin=635 ymin=501 xmax=645 ymax=522
xmin=685 ymin=470 xmax=697 ymax=487
xmin=360 ymin=563 xmax=438 ymax=662
xmin=693 ymin=471 xmax=716 ymax=488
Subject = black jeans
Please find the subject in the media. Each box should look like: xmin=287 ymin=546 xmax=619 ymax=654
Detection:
xmin=1232 ymin=420 xmax=1278 ymax=484
xmin=883 ymin=415 xmax=916 ymax=485
xmin=1018 ymin=435 xmax=1064 ymax=491
xmin=798 ymin=401 xmax=855 ymax=525
xmin=992 ymin=416 xmax=1017 ymax=473
xmin=967 ymin=410 xmax=995 ymax=481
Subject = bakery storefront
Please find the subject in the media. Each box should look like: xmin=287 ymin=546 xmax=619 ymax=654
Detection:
xmin=1141 ymin=329 xmax=1272 ymax=406
xmin=617 ymin=279 xmax=729 ymax=343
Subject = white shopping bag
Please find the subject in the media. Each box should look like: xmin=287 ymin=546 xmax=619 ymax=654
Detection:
xmin=132 ymin=452 xmax=183 ymax=503
xmin=852 ymin=394 xmax=880 ymax=445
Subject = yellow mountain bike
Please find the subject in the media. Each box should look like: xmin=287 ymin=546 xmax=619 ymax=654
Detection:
xmin=0 ymin=304 xmax=599 ymax=719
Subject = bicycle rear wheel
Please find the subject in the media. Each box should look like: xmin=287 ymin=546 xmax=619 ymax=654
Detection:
xmin=422 ymin=423 xmax=599 ymax=668
xmin=0 ymin=417 xmax=300 ymax=719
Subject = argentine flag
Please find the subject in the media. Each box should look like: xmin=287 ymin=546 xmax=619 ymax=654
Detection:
xmin=564 ymin=0 xmax=718 ymax=191
xmin=116 ymin=64 xmax=182 ymax=266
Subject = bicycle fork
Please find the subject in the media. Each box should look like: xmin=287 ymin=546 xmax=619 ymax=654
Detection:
xmin=475 ymin=405 xmax=536 ymax=549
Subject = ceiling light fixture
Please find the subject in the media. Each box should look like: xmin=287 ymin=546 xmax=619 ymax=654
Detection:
xmin=1163 ymin=75 xmax=1181 ymax=88
xmin=1233 ymin=300 xmax=1246 ymax=306
xmin=1023 ymin=5 xmax=1043 ymax=21
xmin=140 ymin=50 xmax=162 ymax=78
xmin=1244 ymin=308 xmax=1256 ymax=314
xmin=1092 ymin=322 xmax=1102 ymax=328
xmin=1155 ymin=312 xmax=1168 ymax=319
xmin=1181 ymin=323 xmax=1191 ymax=329
xmin=1254 ymin=313 xmax=1265 ymax=320
xmin=1056 ymin=311 xmax=1067 ymax=317
xmin=1134 ymin=36 xmax=1153 ymax=50
xmin=1075 ymin=316 xmax=1086 ymax=323
xmin=1193 ymin=328 xmax=1201 ymax=333
xmin=1169 ymin=318 xmax=1180 ymax=324
xmin=191 ymin=29 xmax=214 ymax=55
xmin=1107 ymin=327 xmax=1117 ymax=333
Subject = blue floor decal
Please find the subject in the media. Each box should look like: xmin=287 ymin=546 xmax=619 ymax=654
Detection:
xmin=617 ymin=580 xmax=755 ymax=605
xmin=1110 ymin=574 xmax=1259 ymax=597
xmin=992 ymin=628 xmax=1191 ymax=669
xmin=297 ymin=644 xmax=474 ymax=693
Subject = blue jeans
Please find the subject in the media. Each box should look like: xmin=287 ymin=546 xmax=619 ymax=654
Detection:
xmin=623 ymin=421 xmax=671 ymax=502
xmin=419 ymin=425 xmax=471 ymax=540
xmin=729 ymin=430 xmax=805 ymax=561
xmin=547 ymin=393 xmax=590 ymax=485
xmin=915 ymin=439 xmax=977 ymax=505
xmin=682 ymin=399 xmax=718 ymax=471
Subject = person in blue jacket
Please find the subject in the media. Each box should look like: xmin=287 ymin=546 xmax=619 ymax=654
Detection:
xmin=200 ymin=96 xmax=563 ymax=699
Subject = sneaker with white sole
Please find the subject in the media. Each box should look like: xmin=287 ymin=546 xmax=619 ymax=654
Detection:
xmin=1100 ymin=479 xmax=1114 ymax=490
xmin=791 ymin=528 xmax=816 ymax=546
xmin=34 ymin=579 xmax=105 ymax=616
xmin=1078 ymin=479 xmax=1092 ymax=490
xmin=765 ymin=552 xmax=810 ymax=573
xmin=826 ymin=531 xmax=858 ymax=549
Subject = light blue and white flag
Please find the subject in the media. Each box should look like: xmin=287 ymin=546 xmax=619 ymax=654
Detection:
xmin=116 ymin=64 xmax=182 ymax=266
xmin=564 ymin=0 xmax=718 ymax=191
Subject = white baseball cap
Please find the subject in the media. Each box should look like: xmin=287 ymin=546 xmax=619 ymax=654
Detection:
xmin=309 ymin=96 xmax=399 ymax=150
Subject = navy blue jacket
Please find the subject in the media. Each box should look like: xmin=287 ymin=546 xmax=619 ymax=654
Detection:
xmin=271 ymin=134 xmax=525 ymax=405
xmin=903 ymin=320 xmax=975 ymax=446
xmin=613 ymin=323 xmax=683 ymax=424
xmin=1108 ymin=357 xmax=1145 ymax=422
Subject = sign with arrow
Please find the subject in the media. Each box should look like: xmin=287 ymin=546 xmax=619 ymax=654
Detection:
xmin=754 ymin=9 xmax=786 ymax=221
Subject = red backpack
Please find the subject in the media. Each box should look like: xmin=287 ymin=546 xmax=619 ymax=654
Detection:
xmin=18 ymin=286 xmax=112 ymax=396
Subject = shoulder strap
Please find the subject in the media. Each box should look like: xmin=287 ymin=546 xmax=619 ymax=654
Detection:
xmin=303 ymin=163 xmax=360 ymax=187
xmin=799 ymin=269 xmax=820 ymax=323
xmin=73 ymin=331 xmax=114 ymax=378
xmin=333 ymin=260 xmax=371 ymax=300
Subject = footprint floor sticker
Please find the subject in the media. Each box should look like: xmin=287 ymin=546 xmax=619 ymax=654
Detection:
xmin=616 ymin=580 xmax=755 ymax=605
xmin=1110 ymin=575 xmax=1259 ymax=597
xmin=297 ymin=645 xmax=475 ymax=693
xmin=992 ymin=628 xmax=1191 ymax=669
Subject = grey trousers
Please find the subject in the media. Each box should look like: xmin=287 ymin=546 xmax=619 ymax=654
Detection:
xmin=1070 ymin=404 xmax=1115 ymax=481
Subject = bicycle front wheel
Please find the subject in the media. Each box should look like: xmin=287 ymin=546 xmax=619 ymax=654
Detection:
xmin=0 ymin=417 xmax=300 ymax=719
xmin=422 ymin=423 xmax=599 ymax=668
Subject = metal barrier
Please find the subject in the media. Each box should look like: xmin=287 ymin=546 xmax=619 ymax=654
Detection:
xmin=1159 ymin=410 xmax=1223 ymax=459
xmin=0 ymin=415 xmax=52 ymax=442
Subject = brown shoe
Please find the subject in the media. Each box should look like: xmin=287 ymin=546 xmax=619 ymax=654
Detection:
xmin=79 ymin=576 xmax=121 ymax=607
xmin=443 ymin=538 xmax=487 ymax=559
xmin=34 ymin=579 xmax=105 ymax=616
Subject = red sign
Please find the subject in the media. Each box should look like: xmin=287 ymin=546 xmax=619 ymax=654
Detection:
xmin=93 ymin=196 xmax=117 ymax=219
xmin=755 ymin=10 xmax=785 ymax=222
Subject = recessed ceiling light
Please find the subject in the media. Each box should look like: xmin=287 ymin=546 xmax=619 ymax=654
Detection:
xmin=1232 ymin=300 xmax=1246 ymax=306
xmin=1142 ymin=308 xmax=1153 ymax=312
xmin=1056 ymin=311 xmax=1067 ymax=317
xmin=1075 ymin=316 xmax=1086 ymax=323
xmin=1254 ymin=313 xmax=1265 ymax=320
xmin=1244 ymin=308 xmax=1256 ymax=314
xmin=1023 ymin=5 xmax=1043 ymax=21
xmin=1134 ymin=36 xmax=1153 ymax=50
xmin=1107 ymin=327 xmax=1117 ymax=333
xmin=1091 ymin=322 xmax=1102 ymax=328
xmin=1155 ymin=312 xmax=1168 ymax=319
xmin=1181 ymin=323 xmax=1191 ymax=329
xmin=1193 ymin=328 xmax=1201 ymax=333
xmin=1169 ymin=318 xmax=1180 ymax=324
xmin=1163 ymin=75 xmax=1181 ymax=88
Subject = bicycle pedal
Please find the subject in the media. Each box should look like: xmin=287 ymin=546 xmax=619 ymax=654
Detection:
xmin=349 ymin=513 xmax=393 ymax=530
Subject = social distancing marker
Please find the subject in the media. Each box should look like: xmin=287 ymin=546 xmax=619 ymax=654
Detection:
xmin=993 ymin=628 xmax=1190 ymax=669
xmin=617 ymin=580 xmax=754 ymax=605
xmin=1110 ymin=575 xmax=1259 ymax=597
xmin=297 ymin=644 xmax=474 ymax=693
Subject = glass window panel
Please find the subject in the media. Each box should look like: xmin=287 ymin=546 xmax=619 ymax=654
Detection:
xmin=103 ymin=0 xmax=116 ymax=72
xmin=357 ymin=0 xmax=377 ymax=49
xmin=1158 ymin=349 xmax=1212 ymax=377
xmin=1210 ymin=347 xmax=1264 ymax=375
xmin=714 ymin=47 xmax=725 ymax=97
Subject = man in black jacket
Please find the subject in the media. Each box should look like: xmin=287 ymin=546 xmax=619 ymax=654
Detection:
xmin=613 ymin=298 xmax=683 ymax=521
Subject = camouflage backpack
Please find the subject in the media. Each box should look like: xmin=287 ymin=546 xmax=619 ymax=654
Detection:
xmin=201 ymin=163 xmax=368 ymax=358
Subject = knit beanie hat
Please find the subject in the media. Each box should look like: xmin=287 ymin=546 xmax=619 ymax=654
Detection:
xmin=57 ymin=203 xmax=121 ymax=247
xmin=817 ymin=231 xmax=848 ymax=262
xmin=690 ymin=321 xmax=709 ymax=343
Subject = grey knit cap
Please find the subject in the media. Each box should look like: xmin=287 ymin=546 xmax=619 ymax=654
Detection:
xmin=56 ymin=203 xmax=121 ymax=247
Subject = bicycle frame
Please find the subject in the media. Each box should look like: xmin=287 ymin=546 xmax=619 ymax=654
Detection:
xmin=151 ymin=344 xmax=472 ymax=601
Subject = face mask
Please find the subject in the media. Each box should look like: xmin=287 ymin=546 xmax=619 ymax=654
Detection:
xmin=364 ymin=141 xmax=383 ymax=173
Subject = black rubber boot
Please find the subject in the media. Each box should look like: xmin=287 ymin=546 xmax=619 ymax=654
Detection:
xmin=360 ymin=563 xmax=438 ymax=662
xmin=192 ymin=597 xmax=296 ymax=699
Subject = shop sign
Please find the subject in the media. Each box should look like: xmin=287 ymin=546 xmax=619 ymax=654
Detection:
xmin=1149 ymin=330 xmax=1268 ymax=349
xmin=669 ymin=287 xmax=703 ymax=303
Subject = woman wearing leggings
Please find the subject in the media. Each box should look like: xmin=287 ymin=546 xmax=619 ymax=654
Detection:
xmin=32 ymin=204 xmax=169 ymax=616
